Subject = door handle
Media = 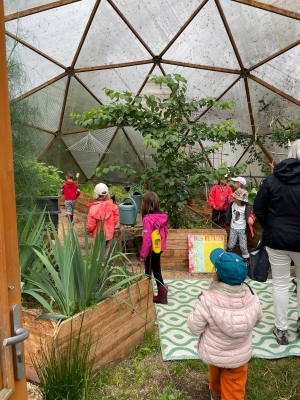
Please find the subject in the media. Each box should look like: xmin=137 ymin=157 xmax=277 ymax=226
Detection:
xmin=2 ymin=304 xmax=30 ymax=380
xmin=3 ymin=327 xmax=29 ymax=347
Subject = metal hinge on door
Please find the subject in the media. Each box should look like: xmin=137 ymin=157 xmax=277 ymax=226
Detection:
xmin=2 ymin=304 xmax=29 ymax=380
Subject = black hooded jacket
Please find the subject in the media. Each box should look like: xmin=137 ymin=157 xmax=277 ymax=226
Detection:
xmin=253 ymin=158 xmax=300 ymax=252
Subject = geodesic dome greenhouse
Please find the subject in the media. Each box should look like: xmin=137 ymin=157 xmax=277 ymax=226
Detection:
xmin=4 ymin=0 xmax=300 ymax=183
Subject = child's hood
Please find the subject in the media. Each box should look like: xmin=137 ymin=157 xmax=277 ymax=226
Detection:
xmin=63 ymin=181 xmax=77 ymax=187
xmin=87 ymin=199 xmax=114 ymax=220
xmin=144 ymin=213 xmax=168 ymax=227
xmin=203 ymin=288 xmax=260 ymax=338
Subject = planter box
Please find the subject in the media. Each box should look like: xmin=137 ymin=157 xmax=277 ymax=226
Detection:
xmin=188 ymin=200 xmax=211 ymax=219
xmin=59 ymin=192 xmax=94 ymax=214
xmin=23 ymin=278 xmax=153 ymax=382
xmin=36 ymin=196 xmax=61 ymax=212
xmin=36 ymin=196 xmax=61 ymax=229
xmin=161 ymin=206 xmax=227 ymax=269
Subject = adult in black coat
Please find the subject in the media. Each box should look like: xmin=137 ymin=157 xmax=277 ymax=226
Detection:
xmin=254 ymin=139 xmax=300 ymax=346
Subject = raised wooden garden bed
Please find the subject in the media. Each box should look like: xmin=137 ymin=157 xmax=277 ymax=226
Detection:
xmin=161 ymin=206 xmax=227 ymax=269
xmin=59 ymin=192 xmax=93 ymax=214
xmin=23 ymin=278 xmax=153 ymax=382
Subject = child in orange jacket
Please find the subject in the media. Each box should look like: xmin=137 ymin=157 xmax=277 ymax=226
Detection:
xmin=87 ymin=183 xmax=119 ymax=258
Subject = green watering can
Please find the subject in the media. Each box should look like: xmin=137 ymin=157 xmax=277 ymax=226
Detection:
xmin=130 ymin=189 xmax=142 ymax=213
xmin=118 ymin=197 xmax=137 ymax=226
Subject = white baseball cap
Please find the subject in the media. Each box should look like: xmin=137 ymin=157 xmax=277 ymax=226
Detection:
xmin=94 ymin=183 xmax=108 ymax=196
xmin=231 ymin=176 xmax=247 ymax=186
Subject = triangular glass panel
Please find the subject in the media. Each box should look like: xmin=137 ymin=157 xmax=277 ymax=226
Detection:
xmin=61 ymin=76 xmax=100 ymax=132
xmin=63 ymin=127 xmax=117 ymax=179
xmin=248 ymin=78 xmax=300 ymax=136
xmin=4 ymin=1 xmax=54 ymax=15
xmin=5 ymin=0 xmax=96 ymax=66
xmin=263 ymin=137 xmax=289 ymax=165
xmin=6 ymin=36 xmax=64 ymax=98
xmin=75 ymin=0 xmax=151 ymax=69
xmin=76 ymin=63 xmax=152 ymax=104
xmin=139 ymin=68 xmax=171 ymax=101
xmin=199 ymin=79 xmax=252 ymax=135
xmin=99 ymin=128 xmax=144 ymax=183
xmin=123 ymin=127 xmax=156 ymax=167
xmin=66 ymin=132 xmax=113 ymax=153
xmin=164 ymin=0 xmax=240 ymax=69
xmin=203 ymin=140 xmax=246 ymax=169
xmin=113 ymin=0 xmax=202 ymax=55
xmin=40 ymin=137 xmax=86 ymax=181
xmin=20 ymin=76 xmax=68 ymax=132
xmin=163 ymin=63 xmax=239 ymax=103
xmin=252 ymin=46 xmax=300 ymax=102
xmin=29 ymin=127 xmax=55 ymax=159
xmin=238 ymin=146 xmax=267 ymax=181
xmin=220 ymin=0 xmax=300 ymax=69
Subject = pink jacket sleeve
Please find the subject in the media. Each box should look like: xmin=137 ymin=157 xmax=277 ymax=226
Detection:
xmin=140 ymin=217 xmax=152 ymax=259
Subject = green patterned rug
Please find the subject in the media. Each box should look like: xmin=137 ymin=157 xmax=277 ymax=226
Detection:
xmin=155 ymin=279 xmax=300 ymax=360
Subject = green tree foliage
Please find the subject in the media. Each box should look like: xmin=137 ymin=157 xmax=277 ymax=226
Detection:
xmin=72 ymin=74 xmax=245 ymax=227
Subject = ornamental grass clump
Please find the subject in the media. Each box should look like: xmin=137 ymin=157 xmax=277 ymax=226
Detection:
xmin=24 ymin=219 xmax=145 ymax=320
xmin=31 ymin=317 xmax=95 ymax=400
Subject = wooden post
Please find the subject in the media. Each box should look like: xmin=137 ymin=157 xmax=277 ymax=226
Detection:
xmin=0 ymin=1 xmax=28 ymax=397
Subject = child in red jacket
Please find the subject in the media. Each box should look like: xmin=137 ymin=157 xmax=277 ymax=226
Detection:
xmin=208 ymin=175 xmax=232 ymax=226
xmin=87 ymin=183 xmax=119 ymax=259
xmin=61 ymin=171 xmax=80 ymax=222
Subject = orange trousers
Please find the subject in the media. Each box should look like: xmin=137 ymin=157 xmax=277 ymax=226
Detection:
xmin=209 ymin=363 xmax=248 ymax=400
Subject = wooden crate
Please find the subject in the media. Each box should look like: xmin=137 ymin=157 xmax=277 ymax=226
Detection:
xmin=23 ymin=278 xmax=153 ymax=382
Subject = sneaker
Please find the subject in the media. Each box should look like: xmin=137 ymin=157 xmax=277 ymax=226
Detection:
xmin=273 ymin=326 xmax=289 ymax=345
xmin=209 ymin=390 xmax=221 ymax=400
xmin=297 ymin=318 xmax=300 ymax=334
xmin=243 ymin=258 xmax=250 ymax=268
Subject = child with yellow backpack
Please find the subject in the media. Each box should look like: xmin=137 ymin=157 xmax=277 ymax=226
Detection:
xmin=139 ymin=192 xmax=169 ymax=304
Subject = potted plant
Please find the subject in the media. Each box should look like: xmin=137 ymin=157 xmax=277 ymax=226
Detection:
xmin=22 ymin=220 xmax=153 ymax=381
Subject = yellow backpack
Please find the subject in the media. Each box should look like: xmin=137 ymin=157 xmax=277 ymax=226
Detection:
xmin=151 ymin=221 xmax=161 ymax=254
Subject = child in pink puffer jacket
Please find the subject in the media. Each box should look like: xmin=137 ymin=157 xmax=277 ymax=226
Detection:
xmin=188 ymin=249 xmax=262 ymax=400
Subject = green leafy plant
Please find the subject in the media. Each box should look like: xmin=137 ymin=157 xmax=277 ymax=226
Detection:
xmin=161 ymin=386 xmax=187 ymax=400
xmin=18 ymin=210 xmax=46 ymax=276
xmin=81 ymin=183 xmax=128 ymax=204
xmin=72 ymin=74 xmax=245 ymax=227
xmin=32 ymin=162 xmax=64 ymax=196
xmin=31 ymin=317 xmax=95 ymax=400
xmin=24 ymin=220 xmax=145 ymax=319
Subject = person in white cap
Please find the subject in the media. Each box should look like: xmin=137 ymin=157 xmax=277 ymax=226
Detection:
xmin=231 ymin=176 xmax=247 ymax=190
xmin=87 ymin=183 xmax=119 ymax=258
